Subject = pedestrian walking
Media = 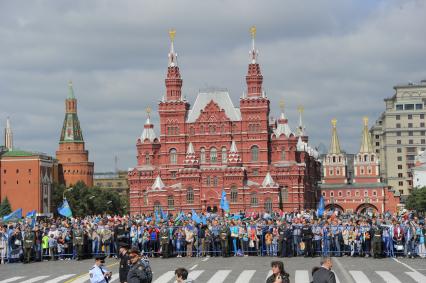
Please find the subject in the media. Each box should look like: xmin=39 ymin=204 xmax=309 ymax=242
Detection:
xmin=119 ymin=244 xmax=130 ymax=283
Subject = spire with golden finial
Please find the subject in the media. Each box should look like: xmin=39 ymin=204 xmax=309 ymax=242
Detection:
xmin=249 ymin=25 xmax=258 ymax=64
xmin=68 ymin=80 xmax=75 ymax=99
xmin=168 ymin=29 xmax=177 ymax=67
xmin=145 ymin=106 xmax=152 ymax=124
xmin=297 ymin=105 xmax=305 ymax=136
xmin=329 ymin=118 xmax=341 ymax=154
xmin=359 ymin=116 xmax=373 ymax=153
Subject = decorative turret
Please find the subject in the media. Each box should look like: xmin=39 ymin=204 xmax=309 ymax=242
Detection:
xmin=228 ymin=140 xmax=241 ymax=165
xmin=323 ymin=119 xmax=347 ymax=184
xmin=353 ymin=117 xmax=380 ymax=183
xmin=165 ymin=29 xmax=182 ymax=101
xmin=246 ymin=26 xmax=263 ymax=98
xmin=151 ymin=175 xmax=165 ymax=190
xmin=184 ymin=142 xmax=199 ymax=167
xmin=56 ymin=81 xmax=94 ymax=187
xmin=329 ymin=119 xmax=341 ymax=154
xmin=140 ymin=107 xmax=157 ymax=143
xmin=4 ymin=117 xmax=13 ymax=151
xmin=272 ymin=100 xmax=294 ymax=138
xmin=60 ymin=81 xmax=84 ymax=143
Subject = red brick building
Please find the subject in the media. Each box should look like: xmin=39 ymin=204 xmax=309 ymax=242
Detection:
xmin=320 ymin=118 xmax=400 ymax=213
xmin=0 ymin=119 xmax=58 ymax=214
xmin=56 ymin=82 xmax=94 ymax=187
xmin=128 ymin=29 xmax=321 ymax=215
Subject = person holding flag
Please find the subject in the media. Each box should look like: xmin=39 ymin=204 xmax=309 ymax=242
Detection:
xmin=58 ymin=198 xmax=73 ymax=218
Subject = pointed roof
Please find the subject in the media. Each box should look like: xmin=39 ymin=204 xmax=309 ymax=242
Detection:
xmin=140 ymin=109 xmax=157 ymax=142
xmin=187 ymin=142 xmax=195 ymax=154
xmin=329 ymin=119 xmax=341 ymax=154
xmin=230 ymin=140 xmax=238 ymax=153
xmin=273 ymin=100 xmax=294 ymax=138
xmin=151 ymin=175 xmax=165 ymax=190
xmin=249 ymin=26 xmax=259 ymax=64
xmin=68 ymin=81 xmax=75 ymax=99
xmin=262 ymin=172 xmax=278 ymax=188
xmin=4 ymin=116 xmax=13 ymax=151
xmin=296 ymin=136 xmax=306 ymax=152
xmin=359 ymin=117 xmax=373 ymax=153
xmin=184 ymin=142 xmax=199 ymax=167
xmin=168 ymin=29 xmax=178 ymax=67
xmin=60 ymin=83 xmax=84 ymax=143
xmin=228 ymin=140 xmax=241 ymax=164
xmin=297 ymin=106 xmax=306 ymax=136
xmin=186 ymin=90 xmax=241 ymax=123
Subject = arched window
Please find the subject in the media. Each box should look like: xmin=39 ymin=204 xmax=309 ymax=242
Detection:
xmin=221 ymin=147 xmax=227 ymax=163
xmin=371 ymin=155 xmax=375 ymax=162
xmin=251 ymin=145 xmax=259 ymax=161
xmin=169 ymin=148 xmax=177 ymax=164
xmin=280 ymin=148 xmax=286 ymax=161
xmin=210 ymin=147 xmax=217 ymax=163
xmin=200 ymin=148 xmax=206 ymax=163
xmin=200 ymin=125 xmax=204 ymax=133
xmin=281 ymin=187 xmax=288 ymax=202
xmin=250 ymin=193 xmax=258 ymax=207
xmin=209 ymin=124 xmax=216 ymax=134
xmin=186 ymin=188 xmax=194 ymax=203
xmin=206 ymin=176 xmax=211 ymax=186
xmin=167 ymin=195 xmax=174 ymax=209
xmin=145 ymin=152 xmax=150 ymax=165
xmin=364 ymin=154 xmax=368 ymax=162
xmin=190 ymin=127 xmax=195 ymax=135
xmin=213 ymin=176 xmax=218 ymax=187
xmin=154 ymin=201 xmax=161 ymax=211
xmin=333 ymin=156 xmax=336 ymax=163
xmin=264 ymin=198 xmax=273 ymax=213
xmin=230 ymin=186 xmax=238 ymax=203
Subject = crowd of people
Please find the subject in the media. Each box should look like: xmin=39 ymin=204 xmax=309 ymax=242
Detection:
xmin=0 ymin=209 xmax=425 ymax=265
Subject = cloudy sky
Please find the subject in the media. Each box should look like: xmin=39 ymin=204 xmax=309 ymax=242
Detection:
xmin=1 ymin=0 xmax=425 ymax=172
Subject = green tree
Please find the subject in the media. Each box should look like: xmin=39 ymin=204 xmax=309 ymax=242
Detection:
xmin=51 ymin=181 xmax=127 ymax=217
xmin=405 ymin=186 xmax=426 ymax=212
xmin=0 ymin=197 xmax=12 ymax=217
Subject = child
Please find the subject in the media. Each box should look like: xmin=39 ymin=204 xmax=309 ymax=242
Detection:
xmin=41 ymin=233 xmax=49 ymax=260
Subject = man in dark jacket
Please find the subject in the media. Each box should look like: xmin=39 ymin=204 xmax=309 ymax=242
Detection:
xmin=127 ymin=248 xmax=152 ymax=283
xmin=312 ymin=257 xmax=336 ymax=283
xmin=119 ymin=244 xmax=130 ymax=283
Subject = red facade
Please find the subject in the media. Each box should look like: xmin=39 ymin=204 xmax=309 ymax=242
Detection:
xmin=320 ymin=119 xmax=400 ymax=213
xmin=128 ymin=31 xmax=321 ymax=215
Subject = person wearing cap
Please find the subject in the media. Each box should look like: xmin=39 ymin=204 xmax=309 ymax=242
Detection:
xmin=127 ymin=248 xmax=151 ymax=283
xmin=118 ymin=244 xmax=130 ymax=283
xmin=89 ymin=256 xmax=112 ymax=283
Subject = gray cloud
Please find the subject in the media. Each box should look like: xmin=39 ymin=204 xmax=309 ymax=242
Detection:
xmin=0 ymin=0 xmax=425 ymax=171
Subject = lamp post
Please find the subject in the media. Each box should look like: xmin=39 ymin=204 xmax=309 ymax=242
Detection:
xmin=63 ymin=187 xmax=73 ymax=199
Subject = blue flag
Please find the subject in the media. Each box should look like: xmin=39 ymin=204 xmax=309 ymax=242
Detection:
xmin=222 ymin=199 xmax=230 ymax=212
xmin=155 ymin=209 xmax=160 ymax=223
xmin=26 ymin=209 xmax=36 ymax=218
xmin=161 ymin=208 xmax=168 ymax=220
xmin=201 ymin=215 xmax=207 ymax=225
xmin=58 ymin=199 xmax=72 ymax=218
xmin=3 ymin=208 xmax=22 ymax=222
xmin=317 ymin=196 xmax=325 ymax=218
xmin=191 ymin=209 xmax=201 ymax=224
xmin=220 ymin=190 xmax=226 ymax=209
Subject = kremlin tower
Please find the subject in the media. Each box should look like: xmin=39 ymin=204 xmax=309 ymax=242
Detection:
xmin=56 ymin=82 xmax=94 ymax=187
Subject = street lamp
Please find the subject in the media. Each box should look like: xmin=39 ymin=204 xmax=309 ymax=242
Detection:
xmin=63 ymin=187 xmax=73 ymax=199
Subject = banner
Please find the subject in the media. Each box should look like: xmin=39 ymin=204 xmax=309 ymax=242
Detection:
xmin=26 ymin=209 xmax=36 ymax=218
xmin=58 ymin=199 xmax=72 ymax=218
xmin=2 ymin=208 xmax=22 ymax=222
xmin=317 ymin=196 xmax=325 ymax=218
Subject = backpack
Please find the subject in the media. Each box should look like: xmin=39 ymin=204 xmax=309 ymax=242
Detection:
xmin=140 ymin=258 xmax=153 ymax=283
